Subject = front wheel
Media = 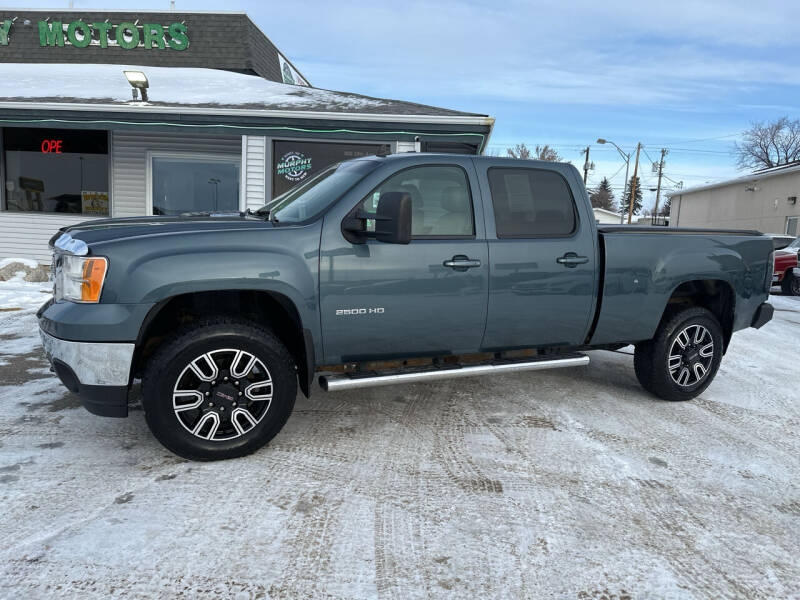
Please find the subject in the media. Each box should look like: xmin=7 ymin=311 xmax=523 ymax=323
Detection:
xmin=142 ymin=318 xmax=297 ymax=460
xmin=634 ymin=307 xmax=723 ymax=402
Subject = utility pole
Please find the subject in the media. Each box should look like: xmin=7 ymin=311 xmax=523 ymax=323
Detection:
xmin=653 ymin=148 xmax=668 ymax=219
xmin=627 ymin=142 xmax=642 ymax=224
xmin=581 ymin=146 xmax=592 ymax=184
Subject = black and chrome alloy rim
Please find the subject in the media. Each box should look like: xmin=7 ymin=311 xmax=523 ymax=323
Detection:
xmin=172 ymin=349 xmax=273 ymax=441
xmin=667 ymin=324 xmax=714 ymax=387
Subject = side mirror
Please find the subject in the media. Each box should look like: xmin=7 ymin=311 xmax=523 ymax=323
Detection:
xmin=374 ymin=191 xmax=412 ymax=244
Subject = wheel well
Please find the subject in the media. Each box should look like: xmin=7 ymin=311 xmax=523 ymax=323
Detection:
xmin=662 ymin=280 xmax=735 ymax=350
xmin=133 ymin=290 xmax=312 ymax=396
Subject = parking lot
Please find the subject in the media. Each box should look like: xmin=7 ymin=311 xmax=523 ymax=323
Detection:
xmin=1 ymin=290 xmax=798 ymax=599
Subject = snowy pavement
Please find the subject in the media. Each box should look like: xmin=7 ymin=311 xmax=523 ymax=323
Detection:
xmin=0 ymin=282 xmax=798 ymax=599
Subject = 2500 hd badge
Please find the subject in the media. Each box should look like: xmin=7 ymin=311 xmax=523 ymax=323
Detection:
xmin=336 ymin=307 xmax=385 ymax=315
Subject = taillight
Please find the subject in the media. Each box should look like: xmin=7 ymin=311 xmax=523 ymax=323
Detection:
xmin=765 ymin=251 xmax=775 ymax=292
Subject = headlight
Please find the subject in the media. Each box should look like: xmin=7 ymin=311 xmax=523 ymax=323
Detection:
xmin=54 ymin=255 xmax=108 ymax=303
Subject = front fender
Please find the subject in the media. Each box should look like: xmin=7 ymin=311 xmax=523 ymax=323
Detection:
xmin=85 ymin=222 xmax=322 ymax=350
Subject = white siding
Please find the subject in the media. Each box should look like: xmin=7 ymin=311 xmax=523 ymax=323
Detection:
xmin=0 ymin=212 xmax=97 ymax=263
xmin=111 ymin=130 xmax=242 ymax=218
xmin=242 ymin=135 xmax=267 ymax=211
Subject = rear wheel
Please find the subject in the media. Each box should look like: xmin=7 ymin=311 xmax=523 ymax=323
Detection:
xmin=634 ymin=307 xmax=723 ymax=401
xmin=142 ymin=318 xmax=296 ymax=460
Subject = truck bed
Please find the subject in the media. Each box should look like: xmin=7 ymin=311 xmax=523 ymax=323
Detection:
xmin=589 ymin=227 xmax=772 ymax=346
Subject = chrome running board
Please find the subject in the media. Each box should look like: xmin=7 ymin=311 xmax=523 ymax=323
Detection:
xmin=319 ymin=353 xmax=589 ymax=392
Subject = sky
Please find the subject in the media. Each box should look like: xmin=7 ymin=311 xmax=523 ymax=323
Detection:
xmin=5 ymin=0 xmax=800 ymax=211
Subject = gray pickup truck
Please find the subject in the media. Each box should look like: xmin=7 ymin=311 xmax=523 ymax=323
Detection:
xmin=38 ymin=153 xmax=774 ymax=460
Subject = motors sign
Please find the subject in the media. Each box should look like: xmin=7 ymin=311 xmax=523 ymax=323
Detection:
xmin=0 ymin=18 xmax=188 ymax=50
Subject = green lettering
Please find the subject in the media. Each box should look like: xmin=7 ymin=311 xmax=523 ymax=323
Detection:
xmin=66 ymin=20 xmax=91 ymax=48
xmin=115 ymin=21 xmax=139 ymax=49
xmin=166 ymin=22 xmax=188 ymax=51
xmin=0 ymin=20 xmax=11 ymax=46
xmin=92 ymin=22 xmax=112 ymax=48
xmin=38 ymin=20 xmax=64 ymax=47
xmin=143 ymin=23 xmax=165 ymax=49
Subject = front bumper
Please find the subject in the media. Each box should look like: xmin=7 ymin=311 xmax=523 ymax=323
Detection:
xmin=39 ymin=327 xmax=134 ymax=417
xmin=750 ymin=302 xmax=774 ymax=329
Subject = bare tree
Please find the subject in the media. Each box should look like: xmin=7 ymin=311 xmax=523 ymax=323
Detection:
xmin=506 ymin=143 xmax=532 ymax=159
xmin=734 ymin=117 xmax=800 ymax=170
xmin=506 ymin=143 xmax=562 ymax=162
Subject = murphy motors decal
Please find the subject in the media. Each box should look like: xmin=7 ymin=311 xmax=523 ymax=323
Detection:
xmin=276 ymin=152 xmax=313 ymax=183
xmin=0 ymin=18 xmax=188 ymax=50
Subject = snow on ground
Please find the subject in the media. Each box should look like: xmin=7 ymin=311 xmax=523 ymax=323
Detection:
xmin=0 ymin=276 xmax=52 ymax=364
xmin=0 ymin=289 xmax=798 ymax=598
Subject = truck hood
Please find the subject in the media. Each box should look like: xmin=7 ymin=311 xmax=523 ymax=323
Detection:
xmin=50 ymin=214 xmax=275 ymax=247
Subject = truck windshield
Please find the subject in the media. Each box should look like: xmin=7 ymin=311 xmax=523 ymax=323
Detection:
xmin=259 ymin=159 xmax=381 ymax=224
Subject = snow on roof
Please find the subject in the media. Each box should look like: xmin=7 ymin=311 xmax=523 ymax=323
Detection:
xmin=668 ymin=161 xmax=800 ymax=198
xmin=0 ymin=63 xmax=483 ymax=118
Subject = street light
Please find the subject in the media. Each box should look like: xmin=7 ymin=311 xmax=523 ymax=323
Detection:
xmin=597 ymin=138 xmax=630 ymax=224
xmin=208 ymin=178 xmax=221 ymax=210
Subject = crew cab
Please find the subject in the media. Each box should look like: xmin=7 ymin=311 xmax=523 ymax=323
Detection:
xmin=38 ymin=153 xmax=775 ymax=460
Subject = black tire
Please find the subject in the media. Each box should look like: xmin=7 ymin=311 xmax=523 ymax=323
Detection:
xmin=634 ymin=307 xmax=723 ymax=402
xmin=781 ymin=271 xmax=800 ymax=296
xmin=142 ymin=317 xmax=296 ymax=461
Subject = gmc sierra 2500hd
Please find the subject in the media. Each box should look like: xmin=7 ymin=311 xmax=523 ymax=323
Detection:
xmin=38 ymin=153 xmax=775 ymax=460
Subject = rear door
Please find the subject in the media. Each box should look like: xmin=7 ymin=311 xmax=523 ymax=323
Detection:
xmin=477 ymin=160 xmax=598 ymax=349
xmin=319 ymin=156 xmax=489 ymax=364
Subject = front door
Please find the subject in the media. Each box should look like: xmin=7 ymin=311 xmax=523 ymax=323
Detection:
xmin=479 ymin=163 xmax=597 ymax=349
xmin=319 ymin=160 xmax=489 ymax=363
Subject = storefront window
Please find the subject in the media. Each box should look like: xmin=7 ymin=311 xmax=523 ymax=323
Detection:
xmin=2 ymin=128 xmax=110 ymax=215
xmin=151 ymin=157 xmax=240 ymax=215
xmin=272 ymin=140 xmax=390 ymax=198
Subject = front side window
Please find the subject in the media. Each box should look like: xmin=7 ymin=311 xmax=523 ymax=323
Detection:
xmin=357 ymin=165 xmax=474 ymax=237
xmin=488 ymin=167 xmax=577 ymax=237
xmin=2 ymin=127 xmax=109 ymax=215
xmin=151 ymin=157 xmax=240 ymax=216
xmin=786 ymin=216 xmax=798 ymax=237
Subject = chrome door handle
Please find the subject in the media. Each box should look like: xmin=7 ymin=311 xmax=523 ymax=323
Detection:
xmin=556 ymin=253 xmax=589 ymax=268
xmin=443 ymin=255 xmax=481 ymax=271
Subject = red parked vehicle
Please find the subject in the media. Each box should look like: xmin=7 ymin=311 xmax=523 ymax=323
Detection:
xmin=773 ymin=244 xmax=800 ymax=295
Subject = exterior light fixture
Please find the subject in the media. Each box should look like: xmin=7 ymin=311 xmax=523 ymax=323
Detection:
xmin=124 ymin=70 xmax=149 ymax=102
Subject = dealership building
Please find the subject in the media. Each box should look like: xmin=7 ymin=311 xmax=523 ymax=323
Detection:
xmin=0 ymin=9 xmax=494 ymax=261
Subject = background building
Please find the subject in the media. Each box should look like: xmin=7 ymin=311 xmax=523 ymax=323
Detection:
xmin=592 ymin=207 xmax=621 ymax=224
xmin=668 ymin=162 xmax=800 ymax=235
xmin=0 ymin=9 xmax=494 ymax=261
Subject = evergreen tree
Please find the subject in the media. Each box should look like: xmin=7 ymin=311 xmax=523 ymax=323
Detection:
xmin=589 ymin=177 xmax=615 ymax=211
xmin=619 ymin=175 xmax=643 ymax=218
xmin=659 ymin=196 xmax=671 ymax=216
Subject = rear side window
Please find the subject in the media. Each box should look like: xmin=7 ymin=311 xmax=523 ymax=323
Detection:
xmin=488 ymin=167 xmax=577 ymax=237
